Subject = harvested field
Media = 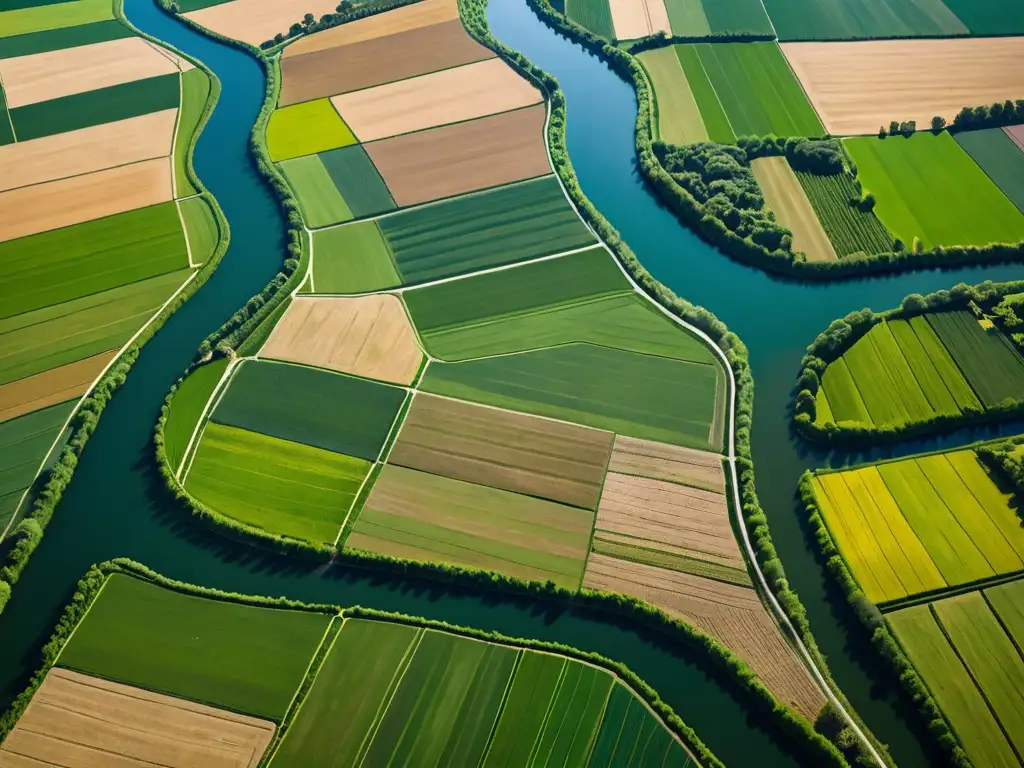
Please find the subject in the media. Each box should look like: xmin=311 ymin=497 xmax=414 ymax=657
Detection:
xmin=311 ymin=221 xmax=400 ymax=293
xmin=781 ymin=38 xmax=1024 ymax=137
xmin=0 ymin=36 xmax=178 ymax=108
xmin=1 ymin=668 xmax=275 ymax=768
xmin=0 ymin=350 xmax=113 ymax=422
xmin=638 ymin=46 xmax=707 ymax=144
xmin=1007 ymin=125 xmax=1024 ymax=153
xmin=388 ymin=393 xmax=613 ymax=509
xmin=364 ymin=105 xmax=550 ymax=207
xmin=752 ymin=157 xmax=836 ymax=262
xmin=331 ymin=58 xmax=542 ymax=143
xmin=608 ymin=435 xmax=725 ymax=492
xmin=582 ymin=554 xmax=825 ymax=718
xmin=609 ymin=0 xmax=671 ymax=39
xmin=347 ymin=465 xmax=594 ymax=589
xmin=283 ymin=0 xmax=459 ymax=56
xmin=266 ymin=98 xmax=355 ymax=162
xmin=260 ymin=295 xmax=422 ymax=385
xmin=318 ymin=145 xmax=395 ymax=220
xmin=0 ymin=109 xmax=176 ymax=192
xmin=0 ymin=159 xmax=172 ymax=243
xmin=279 ymin=19 xmax=493 ymax=105
xmin=184 ymin=0 xmax=340 ymax=46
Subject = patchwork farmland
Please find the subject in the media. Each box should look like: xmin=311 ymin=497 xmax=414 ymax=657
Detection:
xmin=0 ymin=0 xmax=219 ymax=534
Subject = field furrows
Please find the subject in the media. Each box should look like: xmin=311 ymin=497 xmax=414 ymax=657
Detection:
xmin=606 ymin=435 xmax=724 ymax=491
xmin=794 ymin=171 xmax=893 ymax=258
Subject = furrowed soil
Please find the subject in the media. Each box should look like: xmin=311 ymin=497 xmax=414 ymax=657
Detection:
xmin=0 ymin=350 xmax=115 ymax=422
xmin=607 ymin=435 xmax=725 ymax=492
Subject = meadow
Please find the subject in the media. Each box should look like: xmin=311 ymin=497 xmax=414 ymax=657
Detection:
xmin=762 ymin=0 xmax=966 ymax=40
xmin=795 ymin=171 xmax=894 ymax=258
xmin=162 ymin=357 xmax=228 ymax=474
xmin=179 ymin=196 xmax=219 ymax=264
xmin=955 ymin=128 xmax=1024 ymax=215
xmin=311 ymin=220 xmax=400 ymax=293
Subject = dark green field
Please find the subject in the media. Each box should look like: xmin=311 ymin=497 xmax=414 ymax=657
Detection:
xmin=590 ymin=684 xmax=695 ymax=766
xmin=210 ymin=360 xmax=406 ymax=460
xmin=0 ymin=18 xmax=130 ymax=58
xmin=938 ymin=0 xmax=1024 ymax=34
xmin=0 ymin=399 xmax=74 ymax=529
xmin=927 ymin=311 xmax=1024 ymax=407
xmin=319 ymin=144 xmax=397 ymax=219
xmin=761 ymin=0 xmax=967 ymax=40
xmin=954 ymin=128 xmax=1024 ymax=215
xmin=795 ymin=171 xmax=893 ymax=258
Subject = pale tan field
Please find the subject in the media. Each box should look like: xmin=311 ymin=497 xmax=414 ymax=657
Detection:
xmin=1006 ymin=125 xmax=1024 ymax=152
xmin=365 ymin=105 xmax=550 ymax=207
xmin=142 ymin=38 xmax=195 ymax=72
xmin=185 ymin=0 xmax=339 ymax=47
xmin=608 ymin=435 xmax=725 ymax=492
xmin=280 ymin=19 xmax=493 ymax=104
xmin=331 ymin=57 xmax=542 ymax=142
xmin=609 ymin=0 xmax=671 ymax=40
xmin=0 ymin=110 xmax=177 ymax=193
xmin=781 ymin=37 xmax=1024 ymax=136
xmin=0 ymin=668 xmax=275 ymax=768
xmin=583 ymin=554 xmax=826 ymax=718
xmin=260 ymin=295 xmax=422 ymax=385
xmin=284 ymin=0 xmax=458 ymax=57
xmin=0 ymin=37 xmax=179 ymax=108
xmin=0 ymin=351 xmax=115 ymax=422
xmin=388 ymin=393 xmax=613 ymax=509
xmin=0 ymin=158 xmax=172 ymax=243
xmin=751 ymin=157 xmax=837 ymax=262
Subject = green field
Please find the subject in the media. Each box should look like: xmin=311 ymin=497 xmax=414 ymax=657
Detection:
xmin=590 ymin=683 xmax=695 ymax=766
xmin=761 ymin=0 xmax=967 ymax=40
xmin=698 ymin=0 xmax=773 ymax=35
xmin=795 ymin=171 xmax=893 ymax=257
xmin=565 ymin=0 xmax=614 ymax=38
xmin=927 ymin=311 xmax=1024 ymax=408
xmin=845 ymin=133 xmax=1024 ymax=250
xmin=319 ymin=144 xmax=396 ymax=220
xmin=163 ymin=357 xmax=228 ymax=475
xmin=0 ymin=203 xmax=189 ymax=322
xmin=0 ymin=19 xmax=129 ymax=58
xmin=186 ymin=423 xmax=370 ymax=544
xmin=174 ymin=67 xmax=210 ymax=197
xmin=9 ymin=73 xmax=179 ymax=141
xmin=954 ymin=128 xmax=1024 ymax=215
xmin=986 ymin=580 xmax=1024 ymax=650
xmin=675 ymin=42 xmax=824 ymax=139
xmin=378 ymin=176 xmax=596 ymax=285
xmin=311 ymin=220 xmax=400 ymax=293
xmin=673 ymin=45 xmax=734 ymax=144
xmin=663 ymin=0 xmax=711 ymax=36
xmin=58 ymin=573 xmax=332 ymax=719
xmin=422 ymin=343 xmax=722 ymax=450
xmin=888 ymin=603 xmax=1018 ymax=768
xmin=0 ymin=269 xmax=191 ymax=386
xmin=211 ymin=360 xmax=405 ymax=460
xmin=638 ymin=46 xmax=707 ymax=145
xmin=280 ymin=154 xmax=353 ymax=227
xmin=0 ymin=399 xmax=75 ymax=529
xmin=179 ymin=196 xmax=219 ymax=265
xmin=930 ymin=0 xmax=1024 ymax=34
xmin=0 ymin=0 xmax=112 ymax=39
xmin=266 ymin=98 xmax=356 ymax=162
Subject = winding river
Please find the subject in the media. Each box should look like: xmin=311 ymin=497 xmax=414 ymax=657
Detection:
xmin=0 ymin=0 xmax=1021 ymax=765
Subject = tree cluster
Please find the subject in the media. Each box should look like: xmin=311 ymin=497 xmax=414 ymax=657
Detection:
xmin=950 ymin=99 xmax=1024 ymax=132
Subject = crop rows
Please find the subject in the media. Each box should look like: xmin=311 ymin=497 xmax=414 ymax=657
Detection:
xmin=794 ymin=171 xmax=893 ymax=257
xmin=566 ymin=0 xmax=615 ymax=39
xmin=927 ymin=310 xmax=1024 ymax=408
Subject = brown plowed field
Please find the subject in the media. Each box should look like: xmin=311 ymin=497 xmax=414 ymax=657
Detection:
xmin=751 ymin=157 xmax=837 ymax=262
xmin=185 ymin=0 xmax=340 ymax=47
xmin=0 ymin=158 xmax=172 ymax=243
xmin=609 ymin=0 xmax=671 ymax=40
xmin=388 ymin=392 xmax=613 ymax=509
xmin=260 ymin=295 xmax=422 ymax=385
xmin=0 ymin=351 xmax=115 ymax=422
xmin=595 ymin=472 xmax=742 ymax=565
xmin=284 ymin=0 xmax=458 ymax=57
xmin=330 ymin=57 xmax=542 ymax=142
xmin=0 ymin=110 xmax=177 ymax=193
xmin=1006 ymin=125 xmax=1024 ymax=153
xmin=608 ymin=435 xmax=725 ymax=492
xmin=280 ymin=20 xmax=494 ymax=105
xmin=582 ymin=554 xmax=825 ymax=719
xmin=781 ymin=37 xmax=1024 ymax=136
xmin=0 ymin=37 xmax=179 ymax=108
xmin=364 ymin=106 xmax=551 ymax=207
xmin=0 ymin=668 xmax=275 ymax=768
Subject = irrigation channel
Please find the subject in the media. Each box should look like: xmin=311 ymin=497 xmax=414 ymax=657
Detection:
xmin=0 ymin=1 xmax=1021 ymax=765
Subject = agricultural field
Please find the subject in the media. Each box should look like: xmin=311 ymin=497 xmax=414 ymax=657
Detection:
xmin=954 ymin=128 xmax=1024 ymax=214
xmin=607 ymin=0 xmax=670 ymax=40
xmin=566 ymin=0 xmax=615 ymax=39
xmin=639 ymin=46 xmax=707 ymax=145
xmin=751 ymin=157 xmax=837 ymax=262
xmin=762 ymin=0 xmax=967 ymax=40
xmin=665 ymin=0 xmax=774 ymax=36
xmin=930 ymin=0 xmax=1024 ymax=35
xmin=845 ymin=133 xmax=1024 ymax=249
xmin=183 ymin=0 xmax=339 ymax=46
xmin=782 ymin=38 xmax=1024 ymax=137
xmin=794 ymin=170 xmax=894 ymax=257
xmin=162 ymin=357 xmax=229 ymax=475
xmin=1007 ymin=125 xmax=1024 ymax=153
xmin=811 ymin=446 xmax=1024 ymax=603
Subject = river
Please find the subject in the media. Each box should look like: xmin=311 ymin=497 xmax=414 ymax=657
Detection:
xmin=0 ymin=0 xmax=1020 ymax=765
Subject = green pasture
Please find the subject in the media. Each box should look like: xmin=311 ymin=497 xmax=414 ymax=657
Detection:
xmin=955 ymin=128 xmax=1024 ymax=214
xmin=0 ymin=203 xmax=189 ymax=322
xmin=163 ymin=357 xmax=228 ymax=474
xmin=761 ymin=0 xmax=967 ymax=40
xmin=319 ymin=144 xmax=396 ymax=220
xmin=938 ymin=0 xmax=1024 ymax=34
xmin=889 ymin=604 xmax=1018 ymax=768
xmin=58 ymin=573 xmax=332 ymax=719
xmin=673 ymin=45 xmax=734 ymax=144
xmin=174 ymin=68 xmax=211 ymax=198
xmin=0 ymin=0 xmax=112 ymax=39
xmin=845 ymin=133 xmax=1024 ymax=250
xmin=0 ymin=399 xmax=74 ymax=529
xmin=795 ymin=171 xmax=893 ymax=257
xmin=0 ymin=19 xmax=129 ymax=58
xmin=986 ymin=580 xmax=1024 ymax=651
xmin=565 ymin=0 xmax=614 ymax=38
xmin=311 ymin=221 xmax=400 ymax=293
xmin=422 ymin=343 xmax=723 ymax=450
xmin=266 ymin=99 xmax=356 ymax=162
xmin=663 ymin=0 xmax=710 ymax=36
xmin=10 ymin=72 xmax=179 ymax=141
xmin=698 ymin=0 xmax=773 ymax=34
xmin=378 ymin=176 xmax=596 ymax=285
xmin=280 ymin=154 xmax=353 ymax=228
xmin=185 ymin=423 xmax=370 ymax=544
xmin=0 ymin=269 xmax=191 ymax=386
xmin=928 ymin=311 xmax=1024 ymax=408
xmin=591 ymin=684 xmax=694 ymax=766
xmin=638 ymin=46 xmax=707 ymax=145
xmin=179 ymin=197 xmax=219 ymax=264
